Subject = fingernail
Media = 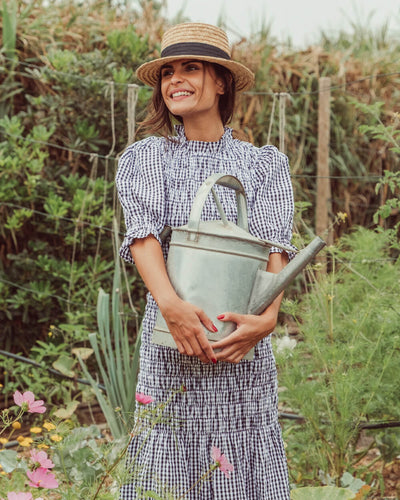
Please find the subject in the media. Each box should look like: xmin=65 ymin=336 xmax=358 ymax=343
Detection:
xmin=212 ymin=323 xmax=218 ymax=332
xmin=217 ymin=314 xmax=225 ymax=320
xmin=212 ymin=358 xmax=217 ymax=364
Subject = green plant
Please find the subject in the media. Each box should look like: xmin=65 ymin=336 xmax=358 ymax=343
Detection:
xmin=277 ymin=227 xmax=400 ymax=488
xmin=0 ymin=385 xmax=232 ymax=500
xmin=0 ymin=114 xmax=137 ymax=347
xmin=354 ymin=100 xmax=400 ymax=250
xmin=290 ymin=486 xmax=356 ymax=499
xmin=78 ymin=220 xmax=141 ymax=438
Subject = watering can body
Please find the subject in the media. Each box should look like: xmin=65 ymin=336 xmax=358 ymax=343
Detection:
xmin=152 ymin=173 xmax=325 ymax=360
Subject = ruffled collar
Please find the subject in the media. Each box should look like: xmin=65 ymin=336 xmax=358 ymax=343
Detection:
xmin=173 ymin=125 xmax=233 ymax=153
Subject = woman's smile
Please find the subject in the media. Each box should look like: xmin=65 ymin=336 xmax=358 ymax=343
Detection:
xmin=169 ymin=89 xmax=194 ymax=100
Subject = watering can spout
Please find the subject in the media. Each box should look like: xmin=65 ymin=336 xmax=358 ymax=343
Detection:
xmin=247 ymin=236 xmax=326 ymax=316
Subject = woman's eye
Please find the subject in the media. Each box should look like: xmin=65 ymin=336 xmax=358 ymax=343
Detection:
xmin=161 ymin=68 xmax=173 ymax=78
xmin=186 ymin=64 xmax=199 ymax=71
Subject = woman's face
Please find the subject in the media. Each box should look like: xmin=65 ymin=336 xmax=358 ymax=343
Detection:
xmin=160 ymin=60 xmax=224 ymax=122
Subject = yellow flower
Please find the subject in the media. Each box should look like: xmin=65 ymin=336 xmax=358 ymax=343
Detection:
xmin=43 ymin=422 xmax=57 ymax=431
xmin=337 ymin=211 xmax=348 ymax=222
xmin=50 ymin=434 xmax=63 ymax=442
xmin=327 ymin=294 xmax=335 ymax=301
xmin=48 ymin=331 xmax=53 ymax=337
xmin=12 ymin=422 xmax=22 ymax=430
xmin=19 ymin=437 xmax=33 ymax=447
xmin=17 ymin=436 xmax=24 ymax=442
xmin=0 ymin=438 xmax=8 ymax=445
xmin=0 ymin=383 xmax=3 ymax=388
xmin=30 ymin=427 xmax=42 ymax=434
xmin=37 ymin=443 xmax=49 ymax=449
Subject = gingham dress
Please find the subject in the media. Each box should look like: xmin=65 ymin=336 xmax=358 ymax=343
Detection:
xmin=116 ymin=126 xmax=295 ymax=500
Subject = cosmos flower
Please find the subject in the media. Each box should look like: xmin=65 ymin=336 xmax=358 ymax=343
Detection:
xmin=13 ymin=391 xmax=46 ymax=414
xmin=211 ymin=446 xmax=234 ymax=479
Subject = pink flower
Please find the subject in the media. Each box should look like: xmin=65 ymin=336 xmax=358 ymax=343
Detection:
xmin=13 ymin=391 xmax=46 ymax=414
xmin=30 ymin=449 xmax=55 ymax=469
xmin=211 ymin=446 xmax=234 ymax=479
xmin=26 ymin=467 xmax=58 ymax=489
xmin=7 ymin=493 xmax=33 ymax=500
xmin=135 ymin=393 xmax=153 ymax=405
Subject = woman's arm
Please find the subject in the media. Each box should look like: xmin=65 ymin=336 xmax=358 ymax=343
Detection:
xmin=211 ymin=252 xmax=288 ymax=363
xmin=131 ymin=235 xmax=217 ymax=364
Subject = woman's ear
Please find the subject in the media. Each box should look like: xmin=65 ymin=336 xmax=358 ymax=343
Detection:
xmin=216 ymin=79 xmax=225 ymax=95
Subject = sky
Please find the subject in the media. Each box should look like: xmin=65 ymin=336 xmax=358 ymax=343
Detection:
xmin=165 ymin=0 xmax=400 ymax=49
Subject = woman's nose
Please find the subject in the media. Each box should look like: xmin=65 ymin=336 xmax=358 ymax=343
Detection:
xmin=171 ymin=70 xmax=184 ymax=84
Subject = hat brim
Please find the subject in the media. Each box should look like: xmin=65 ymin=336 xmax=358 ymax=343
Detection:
xmin=136 ymin=55 xmax=255 ymax=92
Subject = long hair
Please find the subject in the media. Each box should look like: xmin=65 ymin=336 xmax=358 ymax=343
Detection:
xmin=138 ymin=62 xmax=236 ymax=137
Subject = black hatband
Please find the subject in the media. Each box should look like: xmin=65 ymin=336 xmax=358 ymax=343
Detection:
xmin=161 ymin=42 xmax=230 ymax=60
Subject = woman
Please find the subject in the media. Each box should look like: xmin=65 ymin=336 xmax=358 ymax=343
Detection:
xmin=116 ymin=22 xmax=295 ymax=499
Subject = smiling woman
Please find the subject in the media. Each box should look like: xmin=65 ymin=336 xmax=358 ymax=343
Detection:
xmin=141 ymin=58 xmax=237 ymax=137
xmin=116 ymin=22 xmax=295 ymax=500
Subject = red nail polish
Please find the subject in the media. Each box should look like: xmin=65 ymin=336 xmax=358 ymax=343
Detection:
xmin=217 ymin=314 xmax=225 ymax=320
xmin=212 ymin=358 xmax=217 ymax=364
xmin=212 ymin=324 xmax=218 ymax=332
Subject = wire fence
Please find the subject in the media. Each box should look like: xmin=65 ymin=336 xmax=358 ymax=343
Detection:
xmin=3 ymin=55 xmax=400 ymax=95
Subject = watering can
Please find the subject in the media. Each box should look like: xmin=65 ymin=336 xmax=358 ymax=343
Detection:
xmin=152 ymin=173 xmax=326 ymax=359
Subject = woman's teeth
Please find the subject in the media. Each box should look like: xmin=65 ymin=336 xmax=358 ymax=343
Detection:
xmin=172 ymin=91 xmax=192 ymax=98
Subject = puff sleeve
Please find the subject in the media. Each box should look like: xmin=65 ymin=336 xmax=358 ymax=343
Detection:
xmin=249 ymin=145 xmax=297 ymax=259
xmin=116 ymin=138 xmax=166 ymax=264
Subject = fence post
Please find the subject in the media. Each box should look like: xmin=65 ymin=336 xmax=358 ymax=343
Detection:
xmin=316 ymin=77 xmax=332 ymax=270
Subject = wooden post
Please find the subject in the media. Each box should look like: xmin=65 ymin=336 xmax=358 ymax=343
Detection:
xmin=316 ymin=77 xmax=332 ymax=269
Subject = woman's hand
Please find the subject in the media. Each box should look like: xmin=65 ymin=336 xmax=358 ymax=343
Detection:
xmin=160 ymin=296 xmax=217 ymax=364
xmin=211 ymin=252 xmax=289 ymax=364
xmin=212 ymin=304 xmax=279 ymax=364
xmin=130 ymin=235 xmax=216 ymax=364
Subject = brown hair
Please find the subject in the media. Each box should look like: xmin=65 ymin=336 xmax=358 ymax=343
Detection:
xmin=138 ymin=62 xmax=236 ymax=137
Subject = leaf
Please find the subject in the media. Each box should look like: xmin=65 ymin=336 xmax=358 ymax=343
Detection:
xmin=53 ymin=400 xmax=80 ymax=419
xmin=71 ymin=347 xmax=93 ymax=360
xmin=53 ymin=355 xmax=76 ymax=378
xmin=291 ymin=486 xmax=356 ymax=500
xmin=0 ymin=449 xmax=18 ymax=473
xmin=2 ymin=0 xmax=17 ymax=60
xmin=341 ymin=471 xmax=366 ymax=493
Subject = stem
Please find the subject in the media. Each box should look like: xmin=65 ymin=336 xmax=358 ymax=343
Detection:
xmin=92 ymin=389 xmax=182 ymax=499
xmin=0 ymin=408 xmax=24 ymax=436
xmin=92 ymin=432 xmax=135 ymax=499
xmin=178 ymin=467 xmax=216 ymax=499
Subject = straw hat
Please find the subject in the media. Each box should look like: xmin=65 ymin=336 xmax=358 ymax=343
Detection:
xmin=136 ymin=23 xmax=255 ymax=92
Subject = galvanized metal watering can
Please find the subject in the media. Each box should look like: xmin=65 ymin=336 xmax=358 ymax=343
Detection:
xmin=152 ymin=173 xmax=326 ymax=359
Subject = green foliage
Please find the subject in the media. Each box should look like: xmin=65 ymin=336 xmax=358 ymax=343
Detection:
xmin=0 ymin=113 xmax=126 ymax=346
xmin=353 ymin=100 xmax=400 ymax=250
xmin=53 ymin=425 xmax=112 ymax=484
xmin=291 ymin=486 xmax=355 ymax=499
xmin=278 ymin=227 xmax=400 ymax=484
xmin=107 ymin=26 xmax=149 ymax=65
xmin=79 ymin=228 xmax=140 ymax=438
xmin=354 ymin=100 xmax=400 ymax=153
xmin=1 ymin=0 xmax=17 ymax=61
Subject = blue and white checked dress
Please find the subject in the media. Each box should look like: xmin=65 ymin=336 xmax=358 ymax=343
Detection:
xmin=116 ymin=126 xmax=295 ymax=499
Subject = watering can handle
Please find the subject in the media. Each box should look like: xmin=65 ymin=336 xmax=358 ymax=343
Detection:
xmin=187 ymin=173 xmax=248 ymax=232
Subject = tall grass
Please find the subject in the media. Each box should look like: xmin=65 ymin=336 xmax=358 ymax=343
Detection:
xmin=277 ymin=227 xmax=400 ymax=486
